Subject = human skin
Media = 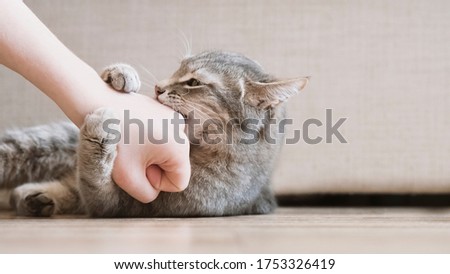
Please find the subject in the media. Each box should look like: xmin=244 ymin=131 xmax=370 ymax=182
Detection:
xmin=0 ymin=0 xmax=191 ymax=203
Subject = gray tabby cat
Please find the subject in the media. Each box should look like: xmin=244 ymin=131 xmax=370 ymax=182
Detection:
xmin=0 ymin=51 xmax=308 ymax=217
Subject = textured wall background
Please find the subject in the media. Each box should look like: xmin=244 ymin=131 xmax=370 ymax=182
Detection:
xmin=1 ymin=0 xmax=449 ymax=194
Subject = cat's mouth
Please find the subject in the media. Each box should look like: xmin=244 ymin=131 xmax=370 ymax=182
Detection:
xmin=156 ymin=96 xmax=188 ymax=119
xmin=176 ymin=110 xmax=188 ymax=119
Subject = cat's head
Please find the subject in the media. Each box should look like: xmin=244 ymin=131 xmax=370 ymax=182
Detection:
xmin=155 ymin=51 xmax=309 ymax=145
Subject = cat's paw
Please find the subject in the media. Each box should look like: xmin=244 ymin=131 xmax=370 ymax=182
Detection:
xmin=81 ymin=108 xmax=120 ymax=153
xmin=101 ymin=63 xmax=141 ymax=93
xmin=10 ymin=187 xmax=55 ymax=217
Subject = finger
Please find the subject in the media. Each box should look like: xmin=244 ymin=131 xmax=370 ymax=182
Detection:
xmin=146 ymin=164 xmax=162 ymax=190
xmin=157 ymin=157 xmax=191 ymax=192
xmin=113 ymin=162 xmax=160 ymax=203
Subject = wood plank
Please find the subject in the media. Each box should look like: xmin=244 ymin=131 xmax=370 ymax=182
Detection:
xmin=1 ymin=207 xmax=449 ymax=253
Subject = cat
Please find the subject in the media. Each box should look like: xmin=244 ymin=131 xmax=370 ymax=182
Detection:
xmin=0 ymin=51 xmax=308 ymax=217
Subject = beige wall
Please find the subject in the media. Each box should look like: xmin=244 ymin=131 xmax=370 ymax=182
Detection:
xmin=1 ymin=0 xmax=449 ymax=194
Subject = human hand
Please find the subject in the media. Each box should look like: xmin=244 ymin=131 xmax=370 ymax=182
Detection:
xmin=102 ymin=90 xmax=191 ymax=203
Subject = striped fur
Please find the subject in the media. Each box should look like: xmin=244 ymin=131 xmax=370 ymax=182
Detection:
xmin=0 ymin=51 xmax=307 ymax=217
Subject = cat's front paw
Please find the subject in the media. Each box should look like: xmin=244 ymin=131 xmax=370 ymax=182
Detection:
xmin=81 ymin=108 xmax=120 ymax=149
xmin=10 ymin=188 xmax=55 ymax=217
xmin=79 ymin=108 xmax=119 ymax=175
xmin=101 ymin=63 xmax=141 ymax=93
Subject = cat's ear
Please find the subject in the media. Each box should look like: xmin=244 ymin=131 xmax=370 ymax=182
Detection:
xmin=243 ymin=77 xmax=309 ymax=109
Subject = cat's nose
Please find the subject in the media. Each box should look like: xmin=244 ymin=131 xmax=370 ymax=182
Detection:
xmin=155 ymin=85 xmax=166 ymax=95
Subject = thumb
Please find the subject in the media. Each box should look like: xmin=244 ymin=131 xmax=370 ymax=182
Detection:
xmin=153 ymin=158 xmax=191 ymax=193
xmin=146 ymin=164 xmax=162 ymax=190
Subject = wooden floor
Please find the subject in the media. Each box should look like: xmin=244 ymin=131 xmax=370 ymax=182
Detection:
xmin=1 ymin=207 xmax=450 ymax=253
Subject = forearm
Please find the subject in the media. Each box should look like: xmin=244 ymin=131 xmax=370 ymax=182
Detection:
xmin=0 ymin=0 xmax=108 ymax=127
xmin=0 ymin=0 xmax=191 ymax=201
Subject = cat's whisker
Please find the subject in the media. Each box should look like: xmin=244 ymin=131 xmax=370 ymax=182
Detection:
xmin=173 ymin=104 xmax=187 ymax=117
xmin=140 ymin=82 xmax=153 ymax=89
xmin=170 ymin=54 xmax=187 ymax=63
xmin=181 ymin=98 xmax=211 ymax=114
xmin=140 ymin=77 xmax=155 ymax=85
xmin=176 ymin=36 xmax=187 ymax=59
xmin=141 ymin=79 xmax=155 ymax=86
xmin=125 ymin=59 xmax=155 ymax=82
xmin=123 ymin=57 xmax=144 ymax=69
xmin=185 ymin=32 xmax=192 ymax=58
xmin=125 ymin=60 xmax=158 ymax=86
xmin=177 ymin=29 xmax=192 ymax=58
xmin=176 ymin=103 xmax=208 ymax=120
xmin=141 ymin=75 xmax=157 ymax=84
xmin=182 ymin=104 xmax=213 ymax=121
xmin=184 ymin=100 xmax=210 ymax=112
xmin=139 ymin=81 xmax=157 ymax=95
xmin=183 ymin=98 xmax=213 ymax=113
xmin=179 ymin=105 xmax=204 ymax=120
xmin=138 ymin=65 xmax=159 ymax=84
xmin=188 ymin=33 xmax=193 ymax=57
xmin=184 ymin=107 xmax=211 ymax=121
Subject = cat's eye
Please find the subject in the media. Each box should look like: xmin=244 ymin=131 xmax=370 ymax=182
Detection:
xmin=185 ymin=78 xmax=201 ymax=87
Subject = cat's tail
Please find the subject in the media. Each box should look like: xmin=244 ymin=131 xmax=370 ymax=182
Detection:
xmin=0 ymin=122 xmax=78 ymax=189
